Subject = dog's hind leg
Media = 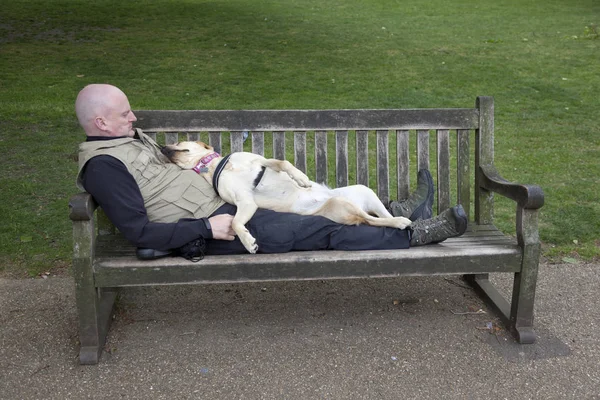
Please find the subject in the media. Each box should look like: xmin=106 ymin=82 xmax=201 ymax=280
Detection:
xmin=262 ymin=159 xmax=311 ymax=188
xmin=332 ymin=185 xmax=393 ymax=218
xmin=313 ymin=197 xmax=411 ymax=229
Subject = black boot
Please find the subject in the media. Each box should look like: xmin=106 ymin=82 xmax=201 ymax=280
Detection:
xmin=409 ymin=205 xmax=467 ymax=246
xmin=389 ymin=169 xmax=434 ymax=221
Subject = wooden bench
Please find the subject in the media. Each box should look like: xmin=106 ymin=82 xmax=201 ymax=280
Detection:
xmin=69 ymin=96 xmax=544 ymax=364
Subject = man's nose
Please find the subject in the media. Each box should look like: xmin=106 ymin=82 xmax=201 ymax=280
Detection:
xmin=130 ymin=111 xmax=137 ymax=122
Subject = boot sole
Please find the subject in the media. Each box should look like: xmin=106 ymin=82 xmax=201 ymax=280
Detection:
xmin=434 ymin=204 xmax=468 ymax=243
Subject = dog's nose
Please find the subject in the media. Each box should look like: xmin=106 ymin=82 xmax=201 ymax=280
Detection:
xmin=160 ymin=146 xmax=172 ymax=157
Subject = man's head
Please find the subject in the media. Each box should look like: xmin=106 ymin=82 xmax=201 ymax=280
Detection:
xmin=75 ymin=84 xmax=137 ymax=137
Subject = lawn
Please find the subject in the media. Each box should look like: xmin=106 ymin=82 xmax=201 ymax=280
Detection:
xmin=0 ymin=0 xmax=598 ymax=276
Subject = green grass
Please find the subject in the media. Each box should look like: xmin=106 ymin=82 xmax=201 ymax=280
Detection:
xmin=1 ymin=0 xmax=598 ymax=276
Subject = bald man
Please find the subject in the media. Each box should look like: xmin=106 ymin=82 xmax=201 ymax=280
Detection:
xmin=75 ymin=84 xmax=467 ymax=259
xmin=75 ymin=84 xmax=138 ymax=138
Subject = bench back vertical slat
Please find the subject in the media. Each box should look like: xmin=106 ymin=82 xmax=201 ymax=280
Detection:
xmin=165 ymin=132 xmax=178 ymax=145
xmin=273 ymin=131 xmax=285 ymax=160
xmin=251 ymin=131 xmax=264 ymax=156
xmin=417 ymin=130 xmax=430 ymax=171
xmin=294 ymin=131 xmax=307 ymax=173
xmin=336 ymin=130 xmax=349 ymax=188
xmin=436 ymin=129 xmax=451 ymax=213
xmin=356 ymin=130 xmax=369 ymax=187
xmin=147 ymin=132 xmax=157 ymax=141
xmin=231 ymin=131 xmax=244 ymax=153
xmin=376 ymin=130 xmax=390 ymax=203
xmin=209 ymin=131 xmax=222 ymax=154
xmin=475 ymin=96 xmax=494 ymax=225
xmin=457 ymin=129 xmax=471 ymax=219
xmin=314 ymin=131 xmax=328 ymax=185
xmin=187 ymin=132 xmax=200 ymax=141
xmin=396 ymin=130 xmax=410 ymax=200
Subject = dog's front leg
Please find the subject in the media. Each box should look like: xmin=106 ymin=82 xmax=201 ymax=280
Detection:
xmin=231 ymin=199 xmax=259 ymax=254
xmin=262 ymin=159 xmax=311 ymax=188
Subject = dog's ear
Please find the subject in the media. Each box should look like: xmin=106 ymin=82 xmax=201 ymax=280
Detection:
xmin=200 ymin=142 xmax=214 ymax=151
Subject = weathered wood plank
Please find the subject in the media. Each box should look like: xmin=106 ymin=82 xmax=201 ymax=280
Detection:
xmin=209 ymin=131 xmax=222 ymax=154
xmin=315 ymin=131 xmax=328 ymax=185
xmin=165 ymin=132 xmax=178 ymax=145
xmin=134 ymin=109 xmax=480 ymax=132
xmin=230 ymin=131 xmax=244 ymax=153
xmin=294 ymin=132 xmax=307 ymax=173
xmin=437 ymin=129 xmax=450 ymax=212
xmin=457 ymin=129 xmax=471 ymax=218
xmin=475 ymin=96 xmax=494 ymax=225
xmin=376 ymin=130 xmax=389 ymax=203
xmin=187 ymin=132 xmax=200 ymax=142
xmin=396 ymin=130 xmax=410 ymax=200
xmin=356 ymin=130 xmax=369 ymax=187
xmin=417 ymin=129 xmax=430 ymax=171
xmin=94 ymin=244 xmax=521 ymax=287
xmin=336 ymin=130 xmax=348 ymax=188
xmin=273 ymin=131 xmax=285 ymax=160
xmin=251 ymin=131 xmax=264 ymax=156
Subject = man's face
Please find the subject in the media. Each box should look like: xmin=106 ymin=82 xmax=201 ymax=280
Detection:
xmin=103 ymin=93 xmax=137 ymax=137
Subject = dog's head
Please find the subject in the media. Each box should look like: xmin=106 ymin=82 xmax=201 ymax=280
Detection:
xmin=161 ymin=141 xmax=216 ymax=169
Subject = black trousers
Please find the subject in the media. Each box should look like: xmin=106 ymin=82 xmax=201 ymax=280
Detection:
xmin=205 ymin=204 xmax=410 ymax=255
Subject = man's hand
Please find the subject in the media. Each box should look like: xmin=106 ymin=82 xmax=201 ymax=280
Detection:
xmin=208 ymin=214 xmax=236 ymax=241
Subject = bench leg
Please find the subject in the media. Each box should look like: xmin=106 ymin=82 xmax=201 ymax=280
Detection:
xmin=74 ymin=251 xmax=118 ymax=364
xmin=464 ymin=270 xmax=537 ymax=344
xmin=508 ymin=243 xmax=540 ymax=344
xmin=76 ymin=283 xmax=118 ymax=364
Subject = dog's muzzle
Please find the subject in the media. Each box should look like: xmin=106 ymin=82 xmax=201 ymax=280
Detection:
xmin=160 ymin=146 xmax=173 ymax=157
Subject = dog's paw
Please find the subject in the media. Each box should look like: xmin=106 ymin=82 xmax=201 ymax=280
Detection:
xmin=240 ymin=233 xmax=258 ymax=254
xmin=247 ymin=243 xmax=258 ymax=254
xmin=294 ymin=173 xmax=311 ymax=188
xmin=394 ymin=217 xmax=412 ymax=230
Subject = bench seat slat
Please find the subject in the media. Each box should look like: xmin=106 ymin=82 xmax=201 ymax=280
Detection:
xmin=93 ymin=246 xmax=521 ymax=287
xmin=91 ymin=225 xmax=521 ymax=287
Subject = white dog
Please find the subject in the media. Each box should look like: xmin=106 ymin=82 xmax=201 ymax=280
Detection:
xmin=162 ymin=141 xmax=411 ymax=253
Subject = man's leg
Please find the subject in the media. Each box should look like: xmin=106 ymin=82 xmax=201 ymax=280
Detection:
xmin=205 ymin=204 xmax=410 ymax=255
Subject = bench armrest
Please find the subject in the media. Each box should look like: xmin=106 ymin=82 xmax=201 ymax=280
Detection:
xmin=69 ymin=192 xmax=98 ymax=221
xmin=479 ymin=165 xmax=544 ymax=209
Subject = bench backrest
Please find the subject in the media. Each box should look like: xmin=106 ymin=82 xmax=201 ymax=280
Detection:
xmin=133 ymin=96 xmax=494 ymax=224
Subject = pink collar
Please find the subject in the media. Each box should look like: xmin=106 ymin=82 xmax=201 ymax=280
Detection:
xmin=192 ymin=152 xmax=221 ymax=174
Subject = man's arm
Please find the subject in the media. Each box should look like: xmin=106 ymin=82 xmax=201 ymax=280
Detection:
xmin=81 ymin=155 xmax=213 ymax=250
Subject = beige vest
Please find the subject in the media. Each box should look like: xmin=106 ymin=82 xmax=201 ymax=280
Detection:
xmin=76 ymin=129 xmax=224 ymax=223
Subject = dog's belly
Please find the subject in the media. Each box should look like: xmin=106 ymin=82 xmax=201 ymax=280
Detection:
xmin=253 ymin=171 xmax=333 ymax=214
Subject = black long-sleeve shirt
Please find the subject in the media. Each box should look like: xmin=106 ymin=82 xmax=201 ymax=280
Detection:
xmin=80 ymin=137 xmax=212 ymax=250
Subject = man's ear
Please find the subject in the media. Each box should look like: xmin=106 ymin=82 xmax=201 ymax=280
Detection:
xmin=94 ymin=117 xmax=108 ymax=131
